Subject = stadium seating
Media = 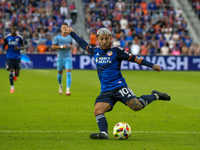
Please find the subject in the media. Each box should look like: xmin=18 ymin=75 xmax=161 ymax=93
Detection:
xmin=0 ymin=0 xmax=199 ymax=55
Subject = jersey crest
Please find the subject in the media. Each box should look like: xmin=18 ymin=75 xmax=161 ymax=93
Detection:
xmin=107 ymin=51 xmax=113 ymax=56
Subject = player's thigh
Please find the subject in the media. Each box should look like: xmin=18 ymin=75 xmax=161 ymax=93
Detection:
xmin=94 ymin=102 xmax=112 ymax=115
xmin=95 ymin=91 xmax=116 ymax=113
xmin=6 ymin=58 xmax=14 ymax=71
xmin=64 ymin=59 xmax=72 ymax=70
xmin=57 ymin=60 xmax=65 ymax=71
xmin=13 ymin=59 xmax=21 ymax=74
xmin=114 ymin=86 xmax=137 ymax=106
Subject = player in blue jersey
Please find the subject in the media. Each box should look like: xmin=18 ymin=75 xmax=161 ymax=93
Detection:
xmin=66 ymin=27 xmax=171 ymax=139
xmin=0 ymin=25 xmax=25 ymax=93
xmin=52 ymin=23 xmax=73 ymax=95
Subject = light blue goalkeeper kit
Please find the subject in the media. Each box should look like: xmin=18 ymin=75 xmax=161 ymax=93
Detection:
xmin=69 ymin=31 xmax=154 ymax=92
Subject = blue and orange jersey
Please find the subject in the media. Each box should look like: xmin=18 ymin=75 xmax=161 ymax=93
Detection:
xmin=70 ymin=31 xmax=154 ymax=91
xmin=52 ymin=33 xmax=73 ymax=60
xmin=3 ymin=33 xmax=24 ymax=59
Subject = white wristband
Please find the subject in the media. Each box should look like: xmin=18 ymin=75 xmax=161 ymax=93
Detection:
xmin=60 ymin=45 xmax=63 ymax=48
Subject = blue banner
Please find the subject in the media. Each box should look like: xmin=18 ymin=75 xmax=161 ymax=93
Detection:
xmin=0 ymin=54 xmax=200 ymax=71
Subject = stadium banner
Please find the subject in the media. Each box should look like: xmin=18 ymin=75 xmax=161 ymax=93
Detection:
xmin=0 ymin=54 xmax=200 ymax=71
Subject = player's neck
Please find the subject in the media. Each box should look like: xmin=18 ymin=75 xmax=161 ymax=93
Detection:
xmin=11 ymin=33 xmax=17 ymax=36
xmin=61 ymin=33 xmax=68 ymax=37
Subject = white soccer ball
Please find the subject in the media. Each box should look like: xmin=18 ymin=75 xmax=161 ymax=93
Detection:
xmin=113 ymin=122 xmax=132 ymax=140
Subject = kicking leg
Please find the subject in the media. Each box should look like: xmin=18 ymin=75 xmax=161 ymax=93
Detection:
xmin=126 ymin=98 xmax=144 ymax=111
xmin=127 ymin=94 xmax=157 ymax=110
xmin=127 ymin=91 xmax=171 ymax=110
xmin=151 ymin=90 xmax=171 ymax=100
xmin=90 ymin=102 xmax=111 ymax=139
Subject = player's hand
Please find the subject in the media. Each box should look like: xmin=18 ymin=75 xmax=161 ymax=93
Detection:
xmin=15 ymin=46 xmax=20 ymax=51
xmin=66 ymin=27 xmax=73 ymax=34
xmin=0 ymin=49 xmax=3 ymax=55
xmin=63 ymin=45 xmax=68 ymax=48
xmin=153 ymin=64 xmax=161 ymax=72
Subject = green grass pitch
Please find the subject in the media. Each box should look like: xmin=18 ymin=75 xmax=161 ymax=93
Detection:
xmin=0 ymin=69 xmax=200 ymax=150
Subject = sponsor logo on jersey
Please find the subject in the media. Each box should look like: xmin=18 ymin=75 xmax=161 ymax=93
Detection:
xmin=8 ymin=41 xmax=18 ymax=45
xmin=97 ymin=57 xmax=112 ymax=64
xmin=16 ymin=38 xmax=19 ymax=41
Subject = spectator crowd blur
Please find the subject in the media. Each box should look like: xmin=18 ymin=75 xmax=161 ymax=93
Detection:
xmin=0 ymin=0 xmax=199 ymax=55
xmin=0 ymin=0 xmax=77 ymax=53
xmin=83 ymin=0 xmax=200 ymax=56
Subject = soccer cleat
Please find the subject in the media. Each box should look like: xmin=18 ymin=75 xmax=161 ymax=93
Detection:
xmin=151 ymin=90 xmax=171 ymax=101
xmin=13 ymin=76 xmax=17 ymax=81
xmin=10 ymin=89 xmax=15 ymax=93
xmin=90 ymin=132 xmax=109 ymax=139
xmin=66 ymin=92 xmax=71 ymax=96
xmin=59 ymin=84 xmax=63 ymax=95
xmin=66 ymin=89 xmax=71 ymax=95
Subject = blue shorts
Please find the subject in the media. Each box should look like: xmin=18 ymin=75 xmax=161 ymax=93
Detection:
xmin=95 ymin=86 xmax=137 ymax=111
xmin=57 ymin=59 xmax=72 ymax=71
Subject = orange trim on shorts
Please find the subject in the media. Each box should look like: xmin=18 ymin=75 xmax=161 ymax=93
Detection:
xmin=128 ymin=54 xmax=133 ymax=61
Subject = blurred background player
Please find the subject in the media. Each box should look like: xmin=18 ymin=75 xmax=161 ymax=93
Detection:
xmin=52 ymin=23 xmax=73 ymax=95
xmin=0 ymin=25 xmax=25 ymax=93
xmin=66 ymin=27 xmax=171 ymax=139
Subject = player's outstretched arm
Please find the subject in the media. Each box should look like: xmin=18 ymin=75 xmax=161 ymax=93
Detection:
xmin=119 ymin=51 xmax=161 ymax=72
xmin=66 ymin=27 xmax=90 ymax=51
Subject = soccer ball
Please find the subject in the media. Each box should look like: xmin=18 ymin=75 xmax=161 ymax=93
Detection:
xmin=113 ymin=122 xmax=132 ymax=140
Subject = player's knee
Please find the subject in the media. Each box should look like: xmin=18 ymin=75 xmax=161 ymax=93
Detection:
xmin=127 ymin=99 xmax=143 ymax=111
xmin=15 ymin=73 xmax=19 ymax=77
xmin=94 ymin=107 xmax=102 ymax=116
xmin=94 ymin=106 xmax=106 ymax=116
xmin=132 ymin=106 xmax=142 ymax=111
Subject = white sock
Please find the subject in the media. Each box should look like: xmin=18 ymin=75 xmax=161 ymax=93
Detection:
xmin=154 ymin=94 xmax=159 ymax=100
xmin=67 ymin=87 xmax=70 ymax=92
xmin=100 ymin=131 xmax=108 ymax=136
xmin=11 ymin=86 xmax=14 ymax=90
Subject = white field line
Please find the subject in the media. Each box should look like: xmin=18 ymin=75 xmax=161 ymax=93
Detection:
xmin=34 ymin=69 xmax=49 ymax=73
xmin=0 ymin=131 xmax=200 ymax=134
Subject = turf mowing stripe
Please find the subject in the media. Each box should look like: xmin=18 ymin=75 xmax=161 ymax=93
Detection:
xmin=0 ymin=131 xmax=200 ymax=134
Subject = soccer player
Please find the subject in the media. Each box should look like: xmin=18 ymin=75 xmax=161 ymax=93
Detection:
xmin=0 ymin=25 xmax=25 ymax=93
xmin=52 ymin=23 xmax=73 ymax=95
xmin=65 ymin=27 xmax=171 ymax=139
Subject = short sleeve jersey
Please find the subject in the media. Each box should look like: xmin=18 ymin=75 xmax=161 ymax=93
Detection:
xmin=4 ymin=33 xmax=24 ymax=59
xmin=52 ymin=34 xmax=73 ymax=60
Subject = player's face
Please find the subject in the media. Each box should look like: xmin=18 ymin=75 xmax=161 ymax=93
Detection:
xmin=11 ymin=26 xmax=17 ymax=35
xmin=61 ymin=25 xmax=68 ymax=34
xmin=97 ymin=34 xmax=112 ymax=50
